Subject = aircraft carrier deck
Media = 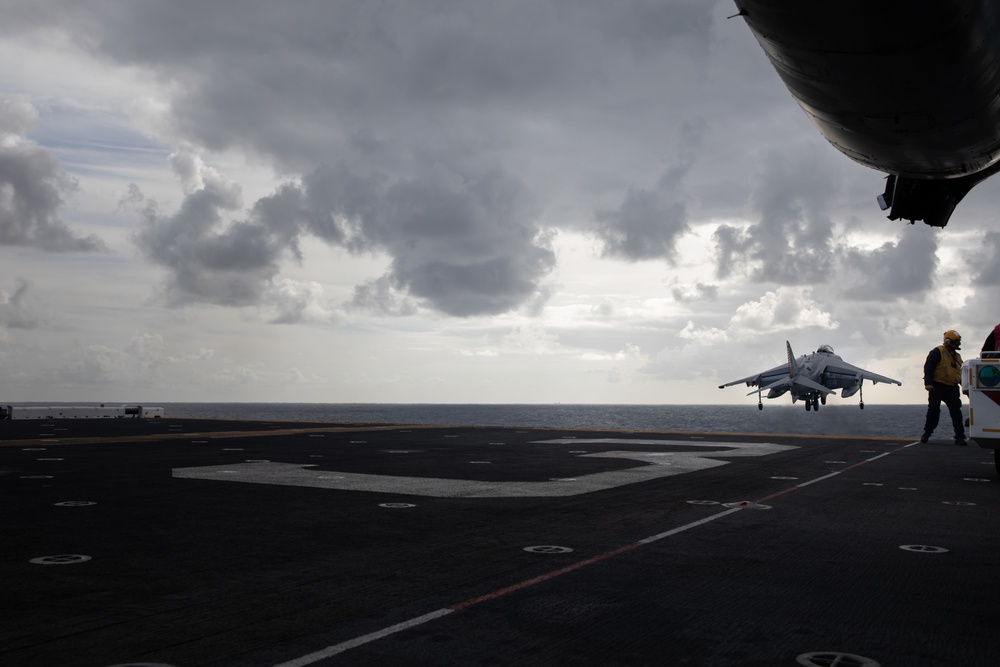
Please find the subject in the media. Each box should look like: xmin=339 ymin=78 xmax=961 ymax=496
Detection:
xmin=2 ymin=417 xmax=997 ymax=666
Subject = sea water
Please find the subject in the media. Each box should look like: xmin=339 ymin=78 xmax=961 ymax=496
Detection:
xmin=144 ymin=403 xmax=928 ymax=438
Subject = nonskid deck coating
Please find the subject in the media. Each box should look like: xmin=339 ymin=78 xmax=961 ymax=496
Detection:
xmin=2 ymin=418 xmax=997 ymax=666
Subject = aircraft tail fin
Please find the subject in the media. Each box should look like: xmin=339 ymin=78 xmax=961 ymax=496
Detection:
xmin=786 ymin=341 xmax=799 ymax=376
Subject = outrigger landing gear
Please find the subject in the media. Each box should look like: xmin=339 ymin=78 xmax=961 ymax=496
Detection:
xmin=859 ymin=382 xmax=865 ymax=410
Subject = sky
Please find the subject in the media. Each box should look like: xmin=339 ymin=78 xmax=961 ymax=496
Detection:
xmin=0 ymin=0 xmax=997 ymax=406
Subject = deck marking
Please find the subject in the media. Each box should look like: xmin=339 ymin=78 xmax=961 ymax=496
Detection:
xmin=899 ymin=544 xmax=948 ymax=553
xmin=174 ymin=440 xmax=796 ymax=498
xmin=523 ymin=545 xmax=573 ymax=553
xmin=30 ymin=554 xmax=91 ymax=565
xmin=797 ymin=652 xmax=880 ymax=667
xmin=274 ymin=439 xmax=918 ymax=666
xmin=272 ymin=609 xmax=454 ymax=667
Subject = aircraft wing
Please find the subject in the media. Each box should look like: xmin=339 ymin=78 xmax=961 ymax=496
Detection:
xmin=718 ymin=363 xmax=789 ymax=389
xmin=793 ymin=375 xmax=837 ymax=396
xmin=822 ymin=360 xmax=902 ymax=389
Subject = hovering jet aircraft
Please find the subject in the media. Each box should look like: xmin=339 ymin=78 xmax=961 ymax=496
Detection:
xmin=719 ymin=342 xmax=901 ymax=411
xmin=733 ymin=1 xmax=1000 ymax=228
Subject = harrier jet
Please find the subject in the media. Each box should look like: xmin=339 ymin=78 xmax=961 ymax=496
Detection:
xmin=734 ymin=1 xmax=1000 ymax=228
xmin=719 ymin=342 xmax=901 ymax=411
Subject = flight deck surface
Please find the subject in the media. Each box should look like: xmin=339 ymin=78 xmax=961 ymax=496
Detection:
xmin=2 ymin=418 xmax=997 ymax=666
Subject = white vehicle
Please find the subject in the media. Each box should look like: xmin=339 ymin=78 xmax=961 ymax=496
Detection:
xmin=963 ymin=352 xmax=1000 ymax=474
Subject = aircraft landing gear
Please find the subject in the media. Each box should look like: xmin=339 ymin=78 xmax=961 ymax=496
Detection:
xmin=859 ymin=383 xmax=865 ymax=409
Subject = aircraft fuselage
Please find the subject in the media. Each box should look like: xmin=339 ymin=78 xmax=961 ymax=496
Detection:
xmin=736 ymin=1 xmax=1000 ymax=226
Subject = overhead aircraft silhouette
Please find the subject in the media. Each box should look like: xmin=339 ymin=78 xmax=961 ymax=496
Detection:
xmin=734 ymin=1 xmax=1000 ymax=227
xmin=719 ymin=342 xmax=902 ymax=411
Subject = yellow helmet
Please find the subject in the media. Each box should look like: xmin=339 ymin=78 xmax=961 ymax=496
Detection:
xmin=943 ymin=330 xmax=962 ymax=348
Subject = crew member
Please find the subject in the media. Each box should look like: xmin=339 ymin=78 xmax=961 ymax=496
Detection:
xmin=921 ymin=330 xmax=966 ymax=445
xmin=983 ymin=323 xmax=1000 ymax=353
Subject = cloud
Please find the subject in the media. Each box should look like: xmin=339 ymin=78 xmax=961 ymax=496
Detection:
xmin=0 ymin=277 xmax=45 ymax=329
xmin=130 ymin=152 xmax=289 ymax=307
xmin=0 ymin=99 xmax=106 ymax=252
xmin=350 ymin=276 xmax=418 ymax=317
xmin=836 ymin=227 xmax=939 ymax=300
xmin=594 ymin=121 xmax=704 ymax=262
xmin=57 ymin=344 xmax=124 ymax=384
xmin=10 ymin=1 xmax=721 ymax=318
xmin=713 ymin=149 xmax=841 ymax=284
xmin=730 ymin=287 xmax=838 ymax=332
xmin=256 ymin=162 xmax=557 ymax=317
xmin=133 ymin=151 xmax=557 ymax=316
xmin=580 ymin=343 xmax=642 ymax=362
xmin=677 ymin=319 xmax=729 ymax=343
xmin=971 ymin=230 xmax=1000 ymax=287
xmin=265 ymin=278 xmax=342 ymax=325
xmin=672 ymin=282 xmax=718 ymax=303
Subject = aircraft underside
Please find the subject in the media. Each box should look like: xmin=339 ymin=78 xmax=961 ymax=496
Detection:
xmin=736 ymin=1 xmax=1000 ymax=227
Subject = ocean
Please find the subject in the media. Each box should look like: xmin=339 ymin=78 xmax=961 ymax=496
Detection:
xmin=138 ymin=403 xmax=930 ymax=439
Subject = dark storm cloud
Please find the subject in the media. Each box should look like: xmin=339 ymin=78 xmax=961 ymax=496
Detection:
xmin=253 ymin=162 xmax=556 ymax=317
xmin=837 ymin=227 xmax=939 ymax=300
xmin=131 ymin=154 xmax=554 ymax=316
xmin=594 ymin=121 xmax=704 ymax=262
xmin=4 ymin=0 xmax=716 ymax=174
xmin=0 ymin=102 xmax=105 ymax=252
xmin=6 ymin=1 xmax=728 ymax=315
xmin=130 ymin=175 xmax=288 ymax=307
xmin=713 ymin=149 xmax=839 ymax=284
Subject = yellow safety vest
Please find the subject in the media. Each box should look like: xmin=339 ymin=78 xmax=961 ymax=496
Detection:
xmin=932 ymin=345 xmax=963 ymax=385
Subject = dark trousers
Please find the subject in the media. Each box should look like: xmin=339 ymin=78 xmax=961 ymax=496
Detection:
xmin=923 ymin=382 xmax=965 ymax=439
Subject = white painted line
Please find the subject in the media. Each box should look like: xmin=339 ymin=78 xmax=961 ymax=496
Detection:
xmin=273 ymin=608 xmax=454 ymax=667
xmin=639 ymin=507 xmax=743 ymax=544
xmin=794 ymin=471 xmax=842 ymax=488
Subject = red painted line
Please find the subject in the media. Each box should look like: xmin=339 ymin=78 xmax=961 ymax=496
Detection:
xmin=449 ymin=542 xmax=641 ymax=611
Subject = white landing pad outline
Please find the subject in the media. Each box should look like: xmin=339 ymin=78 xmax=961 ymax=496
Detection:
xmin=172 ymin=439 xmax=796 ymax=498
